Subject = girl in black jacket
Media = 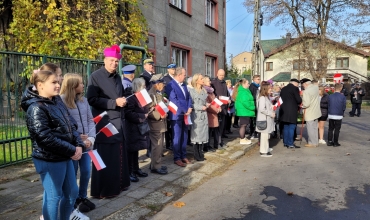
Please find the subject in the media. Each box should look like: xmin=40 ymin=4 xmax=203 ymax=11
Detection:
xmin=21 ymin=69 xmax=85 ymax=220
xmin=318 ymin=86 xmax=329 ymax=144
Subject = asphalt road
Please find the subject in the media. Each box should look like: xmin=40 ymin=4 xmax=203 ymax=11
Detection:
xmin=151 ymin=110 xmax=370 ymax=220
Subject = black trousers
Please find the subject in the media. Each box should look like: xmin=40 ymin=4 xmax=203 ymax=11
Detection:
xmin=218 ymin=113 xmax=226 ymax=139
xmin=250 ymin=116 xmax=256 ymax=135
xmin=208 ymin=127 xmax=220 ymax=148
xmin=233 ymin=115 xmax=239 ymax=126
xmin=127 ymin=151 xmax=139 ymax=174
xmin=350 ymin=103 xmax=362 ymax=116
xmin=225 ymin=113 xmax=232 ymax=132
xmin=328 ymin=119 xmax=342 ymax=143
xmin=165 ymin=119 xmax=172 ymax=149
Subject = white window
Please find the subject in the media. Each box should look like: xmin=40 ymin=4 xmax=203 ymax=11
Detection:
xmin=171 ymin=0 xmax=186 ymax=11
xmin=205 ymin=56 xmax=216 ymax=78
xmin=172 ymin=47 xmax=188 ymax=71
xmin=205 ymin=0 xmax=215 ymax=27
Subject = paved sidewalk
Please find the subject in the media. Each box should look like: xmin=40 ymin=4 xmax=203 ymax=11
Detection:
xmin=0 ymin=127 xmax=258 ymax=220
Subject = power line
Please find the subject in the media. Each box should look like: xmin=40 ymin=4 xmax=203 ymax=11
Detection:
xmin=227 ymin=13 xmax=246 ymax=24
xmin=226 ymin=14 xmax=249 ymax=34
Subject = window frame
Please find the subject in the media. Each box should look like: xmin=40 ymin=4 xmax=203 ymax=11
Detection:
xmin=336 ymin=57 xmax=349 ymax=69
xmin=266 ymin=62 xmax=273 ymax=71
xmin=293 ymin=59 xmax=305 ymax=71
xmin=169 ymin=0 xmax=192 ymax=16
xmin=148 ymin=33 xmax=156 ymax=64
xmin=205 ymin=54 xmax=217 ymax=78
xmin=205 ymin=0 xmax=218 ymax=30
xmin=171 ymin=42 xmax=192 ymax=76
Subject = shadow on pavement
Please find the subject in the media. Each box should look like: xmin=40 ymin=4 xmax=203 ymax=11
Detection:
xmin=225 ymin=185 xmax=370 ymax=220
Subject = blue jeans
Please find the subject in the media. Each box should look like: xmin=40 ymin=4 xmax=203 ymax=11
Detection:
xmin=73 ymin=152 xmax=91 ymax=199
xmin=171 ymin=119 xmax=188 ymax=161
xmin=283 ymin=123 xmax=296 ymax=146
xmin=33 ymin=158 xmax=78 ymax=220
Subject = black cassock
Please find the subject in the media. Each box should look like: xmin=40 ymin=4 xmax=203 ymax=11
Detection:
xmin=86 ymin=66 xmax=130 ymax=198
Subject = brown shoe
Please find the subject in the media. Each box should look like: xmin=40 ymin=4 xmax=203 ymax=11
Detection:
xmin=305 ymin=144 xmax=317 ymax=148
xmin=174 ymin=160 xmax=186 ymax=167
xmin=182 ymin=158 xmax=191 ymax=164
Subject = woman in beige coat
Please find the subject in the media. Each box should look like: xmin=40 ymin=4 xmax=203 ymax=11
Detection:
xmin=147 ymin=74 xmax=168 ymax=175
xmin=256 ymin=82 xmax=276 ymax=157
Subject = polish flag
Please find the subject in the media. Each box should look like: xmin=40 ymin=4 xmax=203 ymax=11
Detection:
xmin=163 ymin=97 xmax=169 ymax=103
xmin=100 ymin=123 xmax=119 ymax=137
xmin=135 ymin=89 xmax=152 ymax=107
xmin=155 ymin=101 xmax=169 ymax=117
xmin=88 ymin=150 xmax=106 ymax=171
xmin=273 ymin=97 xmax=283 ymax=111
xmin=219 ymin=96 xmax=229 ymax=104
xmin=184 ymin=115 xmax=192 ymax=125
xmin=299 ymin=87 xmax=303 ymax=95
xmin=227 ymin=107 xmax=231 ymax=114
xmin=93 ymin=111 xmax=108 ymax=123
xmin=211 ymin=98 xmax=223 ymax=108
xmin=168 ymin=101 xmax=178 ymax=114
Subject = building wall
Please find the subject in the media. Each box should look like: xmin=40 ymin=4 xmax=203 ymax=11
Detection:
xmin=262 ymin=40 xmax=369 ymax=82
xmin=139 ymin=0 xmax=226 ymax=77
xmin=231 ymin=51 xmax=252 ymax=74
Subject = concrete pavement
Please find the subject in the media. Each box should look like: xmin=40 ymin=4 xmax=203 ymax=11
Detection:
xmin=151 ymin=110 xmax=370 ymax=220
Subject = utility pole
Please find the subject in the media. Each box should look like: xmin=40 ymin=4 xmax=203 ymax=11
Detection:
xmin=251 ymin=0 xmax=262 ymax=76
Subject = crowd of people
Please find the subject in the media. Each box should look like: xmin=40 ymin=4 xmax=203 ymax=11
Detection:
xmin=21 ymin=44 xmax=367 ymax=220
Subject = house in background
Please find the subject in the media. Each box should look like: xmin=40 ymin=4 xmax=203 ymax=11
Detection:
xmin=139 ymin=0 xmax=226 ymax=78
xmin=231 ymin=51 xmax=252 ymax=75
xmin=361 ymin=43 xmax=370 ymax=52
xmin=258 ymin=33 xmax=370 ymax=84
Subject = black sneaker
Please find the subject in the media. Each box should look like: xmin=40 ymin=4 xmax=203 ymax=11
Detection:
xmin=74 ymin=197 xmax=83 ymax=209
xmin=78 ymin=198 xmax=96 ymax=212
xmin=260 ymin=152 xmax=272 ymax=157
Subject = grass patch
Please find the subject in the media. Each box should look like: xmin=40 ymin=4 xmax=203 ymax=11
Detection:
xmin=146 ymin=204 xmax=161 ymax=212
xmin=0 ymin=125 xmax=32 ymax=167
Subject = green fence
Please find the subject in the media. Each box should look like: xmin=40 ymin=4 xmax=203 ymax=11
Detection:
xmin=0 ymin=51 xmax=167 ymax=168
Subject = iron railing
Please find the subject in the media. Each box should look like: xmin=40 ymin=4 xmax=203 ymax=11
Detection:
xmin=0 ymin=51 xmax=167 ymax=168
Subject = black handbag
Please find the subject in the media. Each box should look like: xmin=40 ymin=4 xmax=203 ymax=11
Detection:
xmin=138 ymin=120 xmax=150 ymax=135
xmin=256 ymin=97 xmax=268 ymax=130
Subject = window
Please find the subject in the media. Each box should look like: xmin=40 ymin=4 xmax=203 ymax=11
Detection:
xmin=205 ymin=56 xmax=216 ymax=78
xmin=266 ymin=62 xmax=273 ymax=71
xmin=148 ymin=34 xmax=156 ymax=63
xmin=205 ymin=0 xmax=215 ymax=27
xmin=312 ymin=42 xmax=318 ymax=49
xmin=172 ymin=47 xmax=189 ymax=71
xmin=293 ymin=59 xmax=305 ymax=70
xmin=171 ymin=0 xmax=187 ymax=11
xmin=336 ymin=57 xmax=349 ymax=68
xmin=243 ymin=58 xmax=246 ymax=62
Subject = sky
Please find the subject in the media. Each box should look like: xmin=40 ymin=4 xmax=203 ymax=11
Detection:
xmin=225 ymin=0 xmax=286 ymax=61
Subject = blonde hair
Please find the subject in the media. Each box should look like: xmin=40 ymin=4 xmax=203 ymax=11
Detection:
xmin=225 ymin=79 xmax=232 ymax=87
xmin=232 ymin=78 xmax=247 ymax=101
xmin=191 ymin=73 xmax=204 ymax=93
xmin=30 ymin=70 xmax=56 ymax=90
xmin=60 ymin=73 xmax=83 ymax=109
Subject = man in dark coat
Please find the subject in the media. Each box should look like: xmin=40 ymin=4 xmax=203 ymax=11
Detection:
xmin=165 ymin=67 xmax=192 ymax=167
xmin=140 ymin=58 xmax=155 ymax=90
xmin=163 ymin=63 xmax=176 ymax=150
xmin=248 ymin=75 xmax=261 ymax=139
xmin=279 ymin=78 xmax=302 ymax=149
xmin=211 ymin=69 xmax=230 ymax=147
xmin=349 ymin=83 xmax=366 ymax=117
xmin=86 ymin=44 xmax=130 ymax=198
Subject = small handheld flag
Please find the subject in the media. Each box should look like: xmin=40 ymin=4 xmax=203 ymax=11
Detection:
xmin=100 ymin=123 xmax=119 ymax=137
xmin=135 ymin=89 xmax=152 ymax=107
xmin=93 ymin=111 xmax=108 ymax=124
xmin=88 ymin=150 xmax=106 ymax=171
xmin=273 ymin=97 xmax=283 ymax=111
xmin=168 ymin=101 xmax=178 ymax=114
xmin=184 ymin=115 xmax=192 ymax=125
xmin=219 ymin=96 xmax=229 ymax=104
xmin=155 ymin=101 xmax=169 ymax=117
xmin=211 ymin=98 xmax=223 ymax=108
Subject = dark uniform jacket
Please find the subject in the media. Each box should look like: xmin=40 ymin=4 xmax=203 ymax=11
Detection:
xmin=86 ymin=67 xmax=125 ymax=143
xmin=140 ymin=70 xmax=153 ymax=90
xmin=211 ymin=78 xmax=229 ymax=114
xmin=350 ymin=87 xmax=366 ymax=104
xmin=279 ymin=83 xmax=302 ymax=124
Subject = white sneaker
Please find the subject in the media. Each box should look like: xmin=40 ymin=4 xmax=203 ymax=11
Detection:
xmin=319 ymin=139 xmax=326 ymax=144
xmin=70 ymin=209 xmax=90 ymax=220
xmin=240 ymin=138 xmax=252 ymax=145
xmin=269 ymin=148 xmax=273 ymax=152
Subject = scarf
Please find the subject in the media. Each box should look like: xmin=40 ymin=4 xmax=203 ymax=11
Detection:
xmin=203 ymin=85 xmax=214 ymax=94
xmin=252 ymin=82 xmax=260 ymax=88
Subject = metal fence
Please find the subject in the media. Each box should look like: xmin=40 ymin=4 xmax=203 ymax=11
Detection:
xmin=0 ymin=51 xmax=167 ymax=168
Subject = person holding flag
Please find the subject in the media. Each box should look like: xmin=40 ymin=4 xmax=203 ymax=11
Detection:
xmin=165 ymin=67 xmax=193 ymax=167
xmin=60 ymin=73 xmax=96 ymax=213
xmin=124 ymin=78 xmax=152 ymax=181
xmin=189 ymin=74 xmax=209 ymax=161
xmin=86 ymin=44 xmax=130 ymax=199
xmin=147 ymin=74 xmax=168 ymax=175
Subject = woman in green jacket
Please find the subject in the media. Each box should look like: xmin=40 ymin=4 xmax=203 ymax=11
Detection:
xmin=234 ymin=79 xmax=255 ymax=145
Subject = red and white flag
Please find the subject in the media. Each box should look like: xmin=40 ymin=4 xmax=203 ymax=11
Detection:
xmin=211 ymin=98 xmax=223 ymax=108
xmin=227 ymin=107 xmax=231 ymax=114
xmin=184 ymin=115 xmax=192 ymax=125
xmin=273 ymin=97 xmax=283 ymax=111
xmin=135 ymin=89 xmax=152 ymax=107
xmin=163 ymin=97 xmax=169 ymax=103
xmin=100 ymin=123 xmax=119 ymax=137
xmin=88 ymin=150 xmax=106 ymax=171
xmin=168 ymin=101 xmax=178 ymax=114
xmin=299 ymin=87 xmax=303 ymax=96
xmin=219 ymin=96 xmax=229 ymax=104
xmin=93 ymin=111 xmax=107 ymax=124
xmin=155 ymin=101 xmax=169 ymax=117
